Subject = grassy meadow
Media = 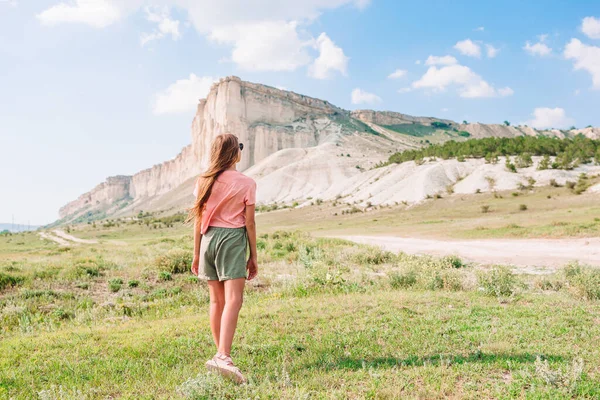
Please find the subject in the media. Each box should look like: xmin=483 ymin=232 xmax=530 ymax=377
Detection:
xmin=257 ymin=179 xmax=600 ymax=240
xmin=1 ymin=207 xmax=600 ymax=399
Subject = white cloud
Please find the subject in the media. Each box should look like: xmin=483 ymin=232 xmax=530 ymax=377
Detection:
xmin=524 ymin=107 xmax=574 ymax=129
xmin=498 ymin=87 xmax=514 ymax=97
xmin=140 ymin=6 xmax=181 ymax=47
xmin=524 ymin=41 xmax=552 ymax=56
xmin=36 ymin=0 xmax=122 ymax=28
xmin=524 ymin=34 xmax=552 ymax=56
xmin=308 ymin=32 xmax=348 ymax=79
xmin=397 ymin=87 xmax=412 ymax=93
xmin=351 ymin=88 xmax=381 ymax=104
xmin=37 ymin=0 xmax=371 ymax=72
xmin=415 ymin=60 xmax=421 ymax=65
xmin=412 ymin=64 xmax=513 ymax=98
xmin=387 ymin=69 xmax=407 ymax=79
xmin=210 ymin=20 xmax=312 ymax=71
xmin=425 ymin=55 xmax=457 ymax=66
xmin=564 ymin=38 xmax=600 ymax=89
xmin=153 ymin=74 xmax=216 ymax=114
xmin=474 ymin=26 xmax=484 ymax=32
xmin=486 ymin=44 xmax=499 ymax=58
xmin=574 ymin=89 xmax=581 ymax=96
xmin=581 ymin=16 xmax=600 ymax=39
xmin=454 ymin=39 xmax=481 ymax=58
xmin=441 ymin=108 xmax=449 ymax=112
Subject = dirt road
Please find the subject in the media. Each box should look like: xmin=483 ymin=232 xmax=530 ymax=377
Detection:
xmin=39 ymin=230 xmax=98 ymax=246
xmin=52 ymin=229 xmax=98 ymax=244
xmin=337 ymin=235 xmax=600 ymax=272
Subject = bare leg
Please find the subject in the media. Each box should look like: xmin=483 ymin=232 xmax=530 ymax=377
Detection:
xmin=218 ymin=278 xmax=246 ymax=356
xmin=207 ymin=280 xmax=225 ymax=349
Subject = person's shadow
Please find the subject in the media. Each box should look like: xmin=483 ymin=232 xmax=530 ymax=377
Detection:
xmin=308 ymin=352 xmax=564 ymax=371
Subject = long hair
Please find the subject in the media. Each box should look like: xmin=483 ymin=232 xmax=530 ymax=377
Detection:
xmin=187 ymin=133 xmax=240 ymax=222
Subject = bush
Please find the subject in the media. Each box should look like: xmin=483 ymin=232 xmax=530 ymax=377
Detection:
xmin=158 ymin=271 xmax=173 ymax=282
xmin=155 ymin=248 xmax=193 ymax=274
xmin=128 ymin=280 xmax=140 ymax=288
xmin=550 ymin=179 xmax=561 ymax=187
xmin=391 ymin=253 xmax=468 ymax=292
xmin=519 ymin=204 xmax=528 ymax=211
xmin=352 ymin=246 xmax=395 ymax=265
xmin=505 ymin=160 xmax=517 ymax=173
xmin=108 ymin=278 xmax=123 ymax=293
xmin=0 ymin=272 xmax=24 ymax=291
xmin=563 ymin=262 xmax=600 ymax=300
xmin=477 ymin=266 xmax=519 ymax=297
xmin=565 ymin=181 xmax=576 ymax=189
xmin=389 ymin=270 xmax=417 ymax=289
xmin=481 ymin=205 xmax=490 ymax=213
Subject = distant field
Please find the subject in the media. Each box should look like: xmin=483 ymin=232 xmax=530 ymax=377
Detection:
xmin=1 ymin=218 xmax=600 ymax=398
xmin=257 ymin=183 xmax=600 ymax=240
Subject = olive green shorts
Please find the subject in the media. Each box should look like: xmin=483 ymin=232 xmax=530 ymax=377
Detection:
xmin=199 ymin=227 xmax=248 ymax=281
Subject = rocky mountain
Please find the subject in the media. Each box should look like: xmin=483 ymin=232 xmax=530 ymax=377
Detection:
xmin=56 ymin=76 xmax=599 ymax=225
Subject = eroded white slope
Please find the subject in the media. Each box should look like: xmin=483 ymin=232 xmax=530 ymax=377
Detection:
xmin=247 ymin=147 xmax=600 ymax=207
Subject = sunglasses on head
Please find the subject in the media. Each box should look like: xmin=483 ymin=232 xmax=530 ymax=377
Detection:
xmin=239 ymin=143 xmax=244 ymax=151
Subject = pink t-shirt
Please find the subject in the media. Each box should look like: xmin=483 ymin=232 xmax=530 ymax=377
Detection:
xmin=193 ymin=170 xmax=256 ymax=234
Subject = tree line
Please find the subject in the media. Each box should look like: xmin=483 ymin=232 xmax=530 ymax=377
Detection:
xmin=385 ymin=135 xmax=600 ymax=170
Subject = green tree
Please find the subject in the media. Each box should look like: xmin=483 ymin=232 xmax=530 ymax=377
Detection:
xmin=504 ymin=121 xmax=511 ymax=126
xmin=537 ymin=154 xmax=551 ymax=170
xmin=516 ymin=152 xmax=533 ymax=168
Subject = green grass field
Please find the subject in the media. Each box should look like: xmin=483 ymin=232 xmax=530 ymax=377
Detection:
xmin=2 ymin=212 xmax=600 ymax=398
xmin=257 ymin=183 xmax=600 ymax=240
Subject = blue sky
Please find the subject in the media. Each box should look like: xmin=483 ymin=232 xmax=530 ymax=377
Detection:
xmin=1 ymin=0 xmax=599 ymax=224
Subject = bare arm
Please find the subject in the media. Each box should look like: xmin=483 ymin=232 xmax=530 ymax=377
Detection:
xmin=191 ymin=217 xmax=202 ymax=275
xmin=245 ymin=204 xmax=258 ymax=280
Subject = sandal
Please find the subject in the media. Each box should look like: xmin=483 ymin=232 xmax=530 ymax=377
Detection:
xmin=205 ymin=352 xmax=247 ymax=384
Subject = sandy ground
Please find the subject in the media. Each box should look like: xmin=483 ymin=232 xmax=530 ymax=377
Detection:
xmin=39 ymin=232 xmax=71 ymax=246
xmin=337 ymin=235 xmax=600 ymax=273
xmin=52 ymin=229 xmax=98 ymax=244
xmin=39 ymin=230 xmax=98 ymax=246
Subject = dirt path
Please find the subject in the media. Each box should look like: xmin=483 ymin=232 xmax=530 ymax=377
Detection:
xmin=337 ymin=235 xmax=600 ymax=272
xmin=52 ymin=229 xmax=98 ymax=244
xmin=39 ymin=232 xmax=71 ymax=246
xmin=39 ymin=230 xmax=98 ymax=246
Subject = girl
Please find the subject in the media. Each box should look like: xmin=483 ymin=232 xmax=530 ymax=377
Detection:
xmin=189 ymin=133 xmax=258 ymax=384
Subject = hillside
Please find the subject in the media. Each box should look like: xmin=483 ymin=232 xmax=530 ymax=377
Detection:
xmin=55 ymin=77 xmax=600 ymax=225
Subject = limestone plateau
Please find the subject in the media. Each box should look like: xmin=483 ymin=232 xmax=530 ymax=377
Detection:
xmin=57 ymin=76 xmax=600 ymax=225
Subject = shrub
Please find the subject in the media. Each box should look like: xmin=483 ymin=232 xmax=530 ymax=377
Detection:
xmin=391 ymin=253 xmax=468 ymax=292
xmin=481 ymin=205 xmax=490 ymax=213
xmin=519 ymin=204 xmax=528 ymax=211
xmin=534 ymin=276 xmax=564 ymax=291
xmin=128 ymin=280 xmax=140 ymax=288
xmin=389 ymin=270 xmax=417 ymax=289
xmin=563 ymin=262 xmax=600 ymax=300
xmin=477 ymin=266 xmax=519 ymax=297
xmin=158 ymin=271 xmax=173 ymax=282
xmin=505 ymin=160 xmax=517 ymax=173
xmin=0 ymin=272 xmax=24 ymax=291
xmin=108 ymin=278 xmax=123 ymax=293
xmin=353 ymin=246 xmax=395 ymax=265
xmin=565 ymin=181 xmax=576 ymax=189
xmin=534 ymin=356 xmax=584 ymax=391
xmin=549 ymin=179 xmax=561 ymax=187
xmin=154 ymin=248 xmax=192 ymax=274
